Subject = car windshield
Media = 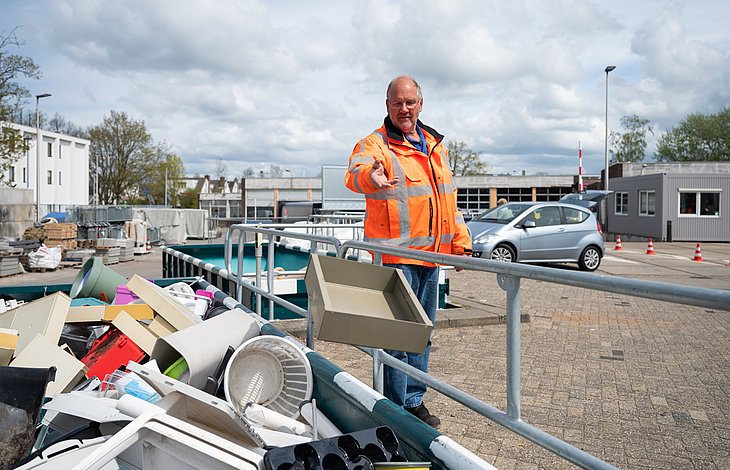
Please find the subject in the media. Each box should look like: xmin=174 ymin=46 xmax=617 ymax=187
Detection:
xmin=476 ymin=204 xmax=531 ymax=224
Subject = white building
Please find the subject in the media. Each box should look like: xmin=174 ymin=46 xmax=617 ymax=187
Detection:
xmin=2 ymin=123 xmax=90 ymax=217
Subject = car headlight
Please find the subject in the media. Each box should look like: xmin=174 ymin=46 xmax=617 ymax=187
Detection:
xmin=474 ymin=234 xmax=498 ymax=244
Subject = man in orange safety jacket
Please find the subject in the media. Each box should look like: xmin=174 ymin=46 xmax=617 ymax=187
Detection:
xmin=345 ymin=75 xmax=471 ymax=429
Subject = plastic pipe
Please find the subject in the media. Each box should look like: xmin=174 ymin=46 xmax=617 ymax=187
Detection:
xmin=243 ymin=403 xmax=313 ymax=437
xmin=299 ymin=400 xmax=342 ymax=439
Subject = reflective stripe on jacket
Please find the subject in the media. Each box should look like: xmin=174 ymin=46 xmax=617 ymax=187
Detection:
xmin=345 ymin=116 xmax=472 ymax=266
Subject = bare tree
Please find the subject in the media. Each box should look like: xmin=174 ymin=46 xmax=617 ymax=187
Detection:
xmin=266 ymin=164 xmax=282 ymax=177
xmin=214 ymin=157 xmax=228 ymax=180
xmin=48 ymin=113 xmax=85 ymax=137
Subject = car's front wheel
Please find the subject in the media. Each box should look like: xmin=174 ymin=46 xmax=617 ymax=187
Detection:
xmin=490 ymin=244 xmax=515 ymax=263
xmin=578 ymin=246 xmax=601 ymax=271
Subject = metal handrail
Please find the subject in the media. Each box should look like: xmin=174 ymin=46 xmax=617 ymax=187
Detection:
xmin=335 ymin=239 xmax=730 ymax=470
xmin=337 ymin=240 xmax=730 ymax=310
xmin=223 ymin=224 xmax=344 ymax=321
xmin=166 ymin=231 xmax=730 ymax=470
xmin=161 ymin=245 xmax=311 ymax=341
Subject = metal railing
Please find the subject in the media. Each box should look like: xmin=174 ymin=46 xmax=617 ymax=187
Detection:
xmin=223 ymin=224 xmax=354 ymax=324
xmin=164 ymin=226 xmax=730 ymax=470
xmin=335 ymin=240 xmax=730 ymax=470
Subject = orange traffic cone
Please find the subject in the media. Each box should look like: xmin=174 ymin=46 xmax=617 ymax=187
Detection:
xmin=146 ymin=237 xmax=151 ymax=252
xmin=614 ymin=236 xmax=623 ymax=251
xmin=646 ymin=239 xmax=655 ymax=255
xmin=692 ymin=243 xmax=704 ymax=262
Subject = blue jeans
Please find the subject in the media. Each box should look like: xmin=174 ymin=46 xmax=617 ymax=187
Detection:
xmin=383 ymin=264 xmax=439 ymax=408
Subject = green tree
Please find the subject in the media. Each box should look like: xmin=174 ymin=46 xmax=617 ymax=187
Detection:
xmin=143 ymin=149 xmax=187 ymax=206
xmin=609 ymin=115 xmax=653 ymax=164
xmin=0 ymin=28 xmax=40 ymax=186
xmin=655 ymin=108 xmax=730 ymax=162
xmin=179 ymin=188 xmax=200 ymax=208
xmin=88 ymin=110 xmax=173 ymax=204
xmin=446 ymin=140 xmax=489 ymax=176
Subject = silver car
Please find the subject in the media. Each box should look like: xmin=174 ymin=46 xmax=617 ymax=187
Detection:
xmin=466 ymin=202 xmax=605 ymax=271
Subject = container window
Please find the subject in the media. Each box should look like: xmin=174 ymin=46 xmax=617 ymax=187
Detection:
xmin=679 ymin=191 xmax=720 ymax=217
xmin=614 ymin=192 xmax=628 ymax=215
xmin=639 ymin=190 xmax=655 ymax=216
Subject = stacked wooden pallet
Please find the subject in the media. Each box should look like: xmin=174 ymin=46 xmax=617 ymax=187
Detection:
xmin=77 ymin=239 xmax=97 ymax=249
xmin=43 ymin=223 xmax=78 ymax=250
xmin=44 ymin=239 xmax=78 ymax=250
xmin=23 ymin=226 xmax=44 ymax=241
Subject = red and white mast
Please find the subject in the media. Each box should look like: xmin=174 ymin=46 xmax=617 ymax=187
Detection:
xmin=578 ymin=141 xmax=583 ymax=192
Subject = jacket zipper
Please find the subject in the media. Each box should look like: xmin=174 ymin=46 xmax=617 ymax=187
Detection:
xmin=429 ymin=199 xmax=433 ymax=236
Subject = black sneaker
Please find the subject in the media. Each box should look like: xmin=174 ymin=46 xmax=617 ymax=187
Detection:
xmin=405 ymin=403 xmax=441 ymax=429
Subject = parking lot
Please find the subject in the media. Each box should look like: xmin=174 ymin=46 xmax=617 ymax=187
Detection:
xmin=596 ymin=241 xmax=730 ymax=290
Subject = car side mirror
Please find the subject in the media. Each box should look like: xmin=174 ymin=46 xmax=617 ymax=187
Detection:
xmin=522 ymin=221 xmax=536 ymax=228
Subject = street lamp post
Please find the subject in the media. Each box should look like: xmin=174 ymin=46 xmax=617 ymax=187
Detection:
xmin=35 ymin=93 xmax=51 ymax=221
xmin=285 ymin=168 xmax=293 ymax=187
xmin=604 ymin=66 xmax=615 ymax=192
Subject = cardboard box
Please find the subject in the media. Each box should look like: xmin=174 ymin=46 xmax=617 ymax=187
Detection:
xmin=11 ymin=334 xmax=88 ymax=397
xmin=304 ymin=254 xmax=433 ymax=354
xmin=0 ymin=292 xmax=71 ymax=358
xmin=126 ymin=275 xmax=201 ymax=331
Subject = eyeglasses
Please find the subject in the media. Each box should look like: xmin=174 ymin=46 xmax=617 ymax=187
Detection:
xmin=388 ymin=100 xmax=420 ymax=110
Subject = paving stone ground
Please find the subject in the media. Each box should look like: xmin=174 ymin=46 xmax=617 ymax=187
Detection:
xmin=309 ymin=245 xmax=730 ymax=470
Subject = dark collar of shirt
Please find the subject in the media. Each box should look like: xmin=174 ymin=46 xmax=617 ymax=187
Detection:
xmin=405 ymin=125 xmax=427 ymax=155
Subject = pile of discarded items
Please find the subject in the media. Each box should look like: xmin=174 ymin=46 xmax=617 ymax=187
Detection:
xmin=0 ymin=256 xmax=417 ymax=470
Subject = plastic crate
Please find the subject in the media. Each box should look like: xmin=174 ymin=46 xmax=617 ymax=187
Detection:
xmin=81 ymin=327 xmax=146 ymax=381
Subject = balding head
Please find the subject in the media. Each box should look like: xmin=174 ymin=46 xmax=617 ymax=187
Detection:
xmin=387 ymin=75 xmax=422 ymax=101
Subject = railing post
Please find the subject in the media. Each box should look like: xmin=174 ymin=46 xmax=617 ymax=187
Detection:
xmin=306 ymin=307 xmax=315 ymax=350
xmin=236 ymin=230 xmax=245 ymax=303
xmin=373 ymin=349 xmax=384 ymax=395
xmin=499 ymin=274 xmax=522 ymax=421
xmin=255 ymin=232 xmax=263 ymax=316
xmin=267 ymin=233 xmax=275 ymax=321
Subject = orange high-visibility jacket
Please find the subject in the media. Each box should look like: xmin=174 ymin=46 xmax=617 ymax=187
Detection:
xmin=346 ymin=116 xmax=472 ymax=266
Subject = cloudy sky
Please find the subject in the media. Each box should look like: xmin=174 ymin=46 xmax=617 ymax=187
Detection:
xmin=3 ymin=0 xmax=729 ymax=179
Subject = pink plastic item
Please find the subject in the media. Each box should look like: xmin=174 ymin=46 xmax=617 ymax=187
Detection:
xmin=114 ymin=279 xmax=155 ymax=305
xmin=195 ymin=289 xmax=213 ymax=300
